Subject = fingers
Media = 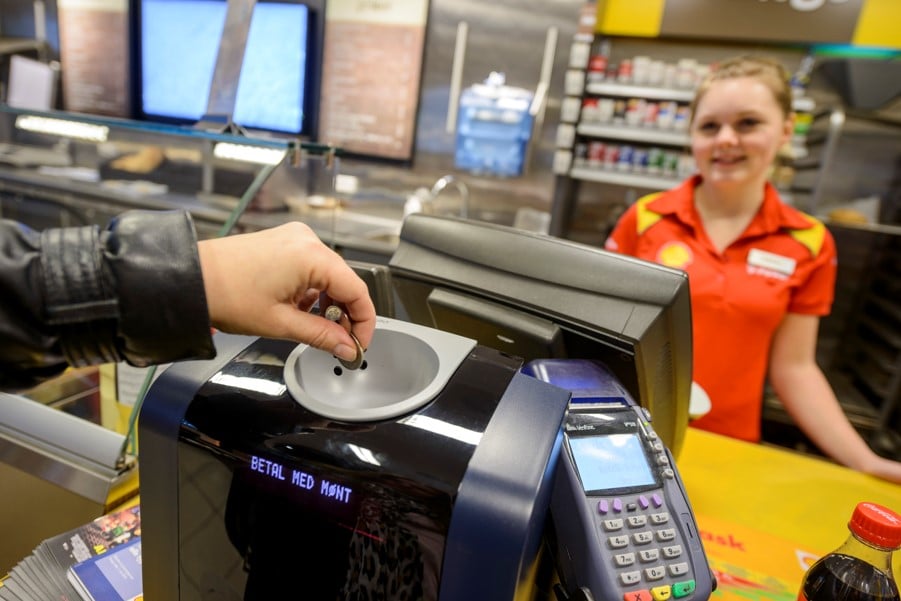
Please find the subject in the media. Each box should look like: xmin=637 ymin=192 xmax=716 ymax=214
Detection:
xmin=297 ymin=288 xmax=320 ymax=313
xmin=266 ymin=222 xmax=377 ymax=348
xmin=319 ymin=302 xmax=365 ymax=369
xmin=277 ymin=307 xmax=362 ymax=362
xmin=311 ymin=259 xmax=377 ymax=350
xmin=199 ymin=221 xmax=377 ymax=352
xmin=317 ymin=290 xmax=375 ymax=351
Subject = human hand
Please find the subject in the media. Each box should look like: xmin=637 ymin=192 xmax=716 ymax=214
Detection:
xmin=197 ymin=222 xmax=376 ymax=362
xmin=859 ymin=454 xmax=901 ymax=486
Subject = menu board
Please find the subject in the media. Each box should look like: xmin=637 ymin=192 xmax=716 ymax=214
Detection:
xmin=317 ymin=0 xmax=428 ymax=161
xmin=57 ymin=0 xmax=130 ymax=117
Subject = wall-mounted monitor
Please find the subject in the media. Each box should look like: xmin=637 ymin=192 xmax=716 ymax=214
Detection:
xmin=131 ymin=0 xmax=324 ymax=138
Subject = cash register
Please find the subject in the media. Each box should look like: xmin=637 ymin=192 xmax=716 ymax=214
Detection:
xmin=139 ymin=215 xmax=713 ymax=600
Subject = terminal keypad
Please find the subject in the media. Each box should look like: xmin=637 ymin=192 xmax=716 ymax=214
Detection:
xmin=597 ymin=493 xmax=697 ymax=599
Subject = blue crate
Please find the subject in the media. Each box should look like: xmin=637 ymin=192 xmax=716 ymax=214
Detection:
xmin=455 ymin=75 xmax=534 ymax=177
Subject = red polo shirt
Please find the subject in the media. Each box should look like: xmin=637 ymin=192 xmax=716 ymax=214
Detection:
xmin=605 ymin=175 xmax=837 ymax=442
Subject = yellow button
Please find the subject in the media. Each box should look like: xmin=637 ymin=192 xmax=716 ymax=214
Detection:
xmin=651 ymin=585 xmax=673 ymax=600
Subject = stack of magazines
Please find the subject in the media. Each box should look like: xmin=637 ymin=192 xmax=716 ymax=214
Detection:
xmin=0 ymin=504 xmax=142 ymax=601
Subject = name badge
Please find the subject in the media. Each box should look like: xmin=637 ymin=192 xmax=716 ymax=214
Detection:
xmin=747 ymin=248 xmax=796 ymax=276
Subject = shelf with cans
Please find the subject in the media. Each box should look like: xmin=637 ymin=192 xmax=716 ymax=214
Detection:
xmin=551 ymin=41 xmax=704 ymax=191
xmin=554 ymin=63 xmax=818 ymax=190
xmin=555 ymin=85 xmax=697 ymax=189
xmin=548 ymin=35 xmax=830 ymax=239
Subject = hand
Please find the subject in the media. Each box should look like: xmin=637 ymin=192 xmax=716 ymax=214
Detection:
xmin=858 ymin=454 xmax=901 ymax=486
xmin=197 ymin=222 xmax=376 ymax=362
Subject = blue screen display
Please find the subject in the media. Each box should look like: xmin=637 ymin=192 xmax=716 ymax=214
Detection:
xmin=569 ymin=433 xmax=656 ymax=492
xmin=140 ymin=0 xmax=309 ymax=133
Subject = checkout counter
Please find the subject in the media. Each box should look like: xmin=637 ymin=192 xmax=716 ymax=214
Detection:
xmin=6 ymin=412 xmax=895 ymax=600
xmin=138 ymin=215 xmax=900 ymax=599
xmin=679 ymin=429 xmax=901 ymax=598
xmin=0 ymin=109 xmax=899 ymax=600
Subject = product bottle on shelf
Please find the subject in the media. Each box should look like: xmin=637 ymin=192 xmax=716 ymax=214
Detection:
xmin=791 ymin=52 xmax=816 ymax=97
xmin=586 ymin=39 xmax=611 ymax=84
xmin=798 ymin=502 xmax=901 ymax=601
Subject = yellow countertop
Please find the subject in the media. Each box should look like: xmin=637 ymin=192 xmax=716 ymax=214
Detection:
xmin=677 ymin=427 xmax=901 ymax=598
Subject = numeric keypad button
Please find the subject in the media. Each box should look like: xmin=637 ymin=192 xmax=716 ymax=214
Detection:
xmin=638 ymin=548 xmax=660 ymax=563
xmin=668 ymin=562 xmax=690 ymax=577
xmin=662 ymin=544 xmax=683 ymax=558
xmin=627 ymin=515 xmax=648 ymax=528
xmin=620 ymin=570 xmax=641 ymax=585
xmin=633 ymin=531 xmax=654 ymax=545
xmin=644 ymin=566 xmax=666 ymax=581
xmin=656 ymin=528 xmax=676 ymax=542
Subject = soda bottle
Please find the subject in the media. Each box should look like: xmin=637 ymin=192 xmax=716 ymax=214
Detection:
xmin=799 ymin=502 xmax=901 ymax=601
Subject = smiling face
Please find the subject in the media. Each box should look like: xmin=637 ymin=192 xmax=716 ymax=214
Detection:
xmin=690 ymin=77 xmax=793 ymax=189
xmin=689 ymin=60 xmax=794 ymax=192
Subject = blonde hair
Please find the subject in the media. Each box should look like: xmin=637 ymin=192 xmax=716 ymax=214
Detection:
xmin=690 ymin=55 xmax=793 ymax=124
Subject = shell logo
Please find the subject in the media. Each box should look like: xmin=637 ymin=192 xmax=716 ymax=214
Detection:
xmin=656 ymin=241 xmax=694 ymax=269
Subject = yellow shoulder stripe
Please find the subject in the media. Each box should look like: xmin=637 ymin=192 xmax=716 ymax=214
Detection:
xmin=787 ymin=212 xmax=826 ymax=257
xmin=635 ymin=192 xmax=664 ymax=235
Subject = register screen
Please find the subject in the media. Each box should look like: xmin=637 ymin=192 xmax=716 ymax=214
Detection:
xmin=569 ymin=433 xmax=656 ymax=492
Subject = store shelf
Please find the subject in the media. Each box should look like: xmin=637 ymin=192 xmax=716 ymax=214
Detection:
xmin=585 ymin=81 xmax=815 ymax=112
xmin=577 ymin=122 xmax=689 ymax=146
xmin=586 ymin=81 xmax=695 ymax=102
xmin=570 ymin=166 xmax=680 ymax=189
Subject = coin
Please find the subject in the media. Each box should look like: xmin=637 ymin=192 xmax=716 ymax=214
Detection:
xmin=338 ymin=332 xmax=365 ymax=371
xmin=324 ymin=304 xmax=364 ymax=370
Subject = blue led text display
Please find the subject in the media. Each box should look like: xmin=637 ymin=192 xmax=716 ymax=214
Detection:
xmin=250 ymin=455 xmax=352 ymax=504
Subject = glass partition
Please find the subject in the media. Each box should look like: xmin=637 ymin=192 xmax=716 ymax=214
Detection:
xmin=0 ymin=104 xmax=338 ymax=236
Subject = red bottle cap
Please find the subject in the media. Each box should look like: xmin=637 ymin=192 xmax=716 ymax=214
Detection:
xmin=849 ymin=502 xmax=901 ymax=549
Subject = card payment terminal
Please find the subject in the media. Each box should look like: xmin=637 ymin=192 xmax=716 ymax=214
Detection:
xmin=523 ymin=359 xmax=714 ymax=601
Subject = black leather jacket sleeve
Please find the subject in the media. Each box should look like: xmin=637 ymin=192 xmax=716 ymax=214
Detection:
xmin=0 ymin=209 xmax=215 ymax=391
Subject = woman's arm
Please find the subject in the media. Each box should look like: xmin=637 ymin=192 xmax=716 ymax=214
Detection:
xmin=0 ymin=210 xmax=214 ymax=390
xmin=1 ymin=211 xmax=376 ymax=392
xmin=768 ymin=313 xmax=901 ymax=484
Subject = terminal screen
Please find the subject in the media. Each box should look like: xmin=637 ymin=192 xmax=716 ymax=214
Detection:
xmin=569 ymin=433 xmax=656 ymax=492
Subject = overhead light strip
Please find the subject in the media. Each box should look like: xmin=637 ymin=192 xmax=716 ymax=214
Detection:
xmin=15 ymin=115 xmax=109 ymax=142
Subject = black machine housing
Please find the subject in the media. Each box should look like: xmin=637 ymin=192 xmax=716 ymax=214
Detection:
xmin=139 ymin=324 xmax=570 ymax=600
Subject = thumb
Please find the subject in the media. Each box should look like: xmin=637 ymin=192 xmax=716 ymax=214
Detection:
xmin=280 ymin=308 xmax=360 ymax=363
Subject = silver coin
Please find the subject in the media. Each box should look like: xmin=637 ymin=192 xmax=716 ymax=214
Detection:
xmin=338 ymin=332 xmax=365 ymax=371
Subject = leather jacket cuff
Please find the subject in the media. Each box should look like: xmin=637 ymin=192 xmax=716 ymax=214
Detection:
xmin=41 ymin=210 xmax=215 ymax=367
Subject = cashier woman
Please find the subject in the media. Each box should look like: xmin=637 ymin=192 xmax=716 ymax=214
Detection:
xmin=605 ymin=55 xmax=901 ymax=484
xmin=0 ymin=210 xmax=376 ymax=391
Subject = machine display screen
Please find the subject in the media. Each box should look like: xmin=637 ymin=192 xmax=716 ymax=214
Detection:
xmin=569 ymin=433 xmax=656 ymax=492
xmin=248 ymin=454 xmax=354 ymax=503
